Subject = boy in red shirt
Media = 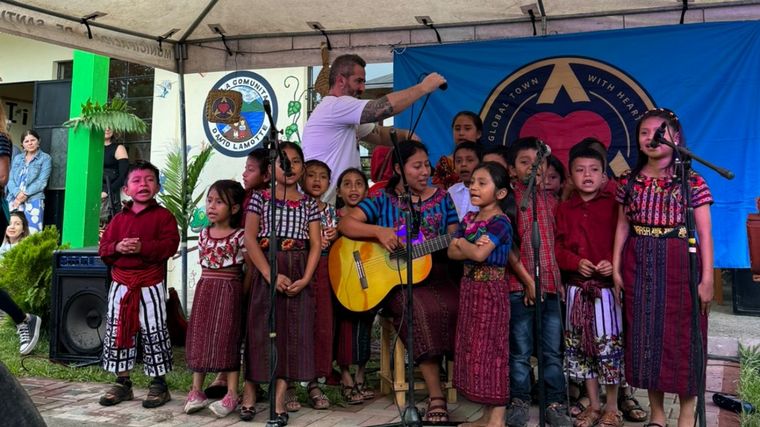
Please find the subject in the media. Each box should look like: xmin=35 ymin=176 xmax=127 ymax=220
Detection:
xmin=98 ymin=161 xmax=180 ymax=408
xmin=555 ymin=145 xmax=623 ymax=427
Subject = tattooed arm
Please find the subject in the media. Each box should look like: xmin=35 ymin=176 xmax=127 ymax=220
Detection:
xmin=359 ymin=72 xmax=446 ymax=123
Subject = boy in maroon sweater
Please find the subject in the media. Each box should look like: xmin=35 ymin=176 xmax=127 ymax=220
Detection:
xmin=555 ymin=145 xmax=623 ymax=427
xmin=98 ymin=161 xmax=179 ymax=408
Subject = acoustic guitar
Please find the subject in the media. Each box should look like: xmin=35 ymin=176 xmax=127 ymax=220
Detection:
xmin=329 ymin=227 xmax=452 ymax=312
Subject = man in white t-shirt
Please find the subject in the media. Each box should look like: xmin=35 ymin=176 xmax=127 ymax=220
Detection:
xmin=303 ymin=54 xmax=446 ymax=203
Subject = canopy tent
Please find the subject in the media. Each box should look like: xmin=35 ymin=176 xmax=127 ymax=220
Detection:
xmin=2 ymin=0 xmax=760 ymax=73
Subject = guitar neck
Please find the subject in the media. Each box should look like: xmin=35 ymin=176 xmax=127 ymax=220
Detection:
xmin=410 ymin=234 xmax=452 ymax=259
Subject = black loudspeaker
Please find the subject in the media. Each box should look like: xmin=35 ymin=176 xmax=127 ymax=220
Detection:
xmin=732 ymin=269 xmax=760 ymax=317
xmin=49 ymin=247 xmax=110 ymax=364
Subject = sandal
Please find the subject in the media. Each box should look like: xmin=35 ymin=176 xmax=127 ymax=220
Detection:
xmin=99 ymin=382 xmax=134 ymax=406
xmin=341 ymin=384 xmax=364 ymax=405
xmin=618 ymin=392 xmax=648 ymax=422
xmin=284 ymin=385 xmax=301 ymax=412
xmin=307 ymin=383 xmax=330 ymax=410
xmin=275 ymin=411 xmax=289 ymax=426
xmin=239 ymin=405 xmax=257 ymax=422
xmin=355 ymin=382 xmax=375 ymax=400
xmin=598 ymin=411 xmax=624 ymax=427
xmin=423 ymin=396 xmax=449 ymax=422
xmin=573 ymin=406 xmax=601 ymax=427
xmin=570 ymin=396 xmax=590 ymax=418
xmin=204 ymin=379 xmax=228 ymax=400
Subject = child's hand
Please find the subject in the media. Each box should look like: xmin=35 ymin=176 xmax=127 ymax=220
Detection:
xmin=612 ymin=272 xmax=624 ymax=306
xmin=595 ymin=260 xmax=613 ymax=277
xmin=273 ymin=274 xmax=292 ymax=292
xmin=324 ymin=227 xmax=338 ymax=242
xmin=321 ymin=236 xmax=330 ymax=250
xmin=116 ymin=238 xmax=140 ymax=254
xmin=523 ymin=280 xmax=536 ymax=306
xmin=578 ymin=258 xmax=595 ymax=277
xmin=698 ymin=280 xmax=714 ymax=314
xmin=475 ymin=235 xmax=491 ymax=247
xmin=557 ymin=284 xmax=567 ymax=303
xmin=285 ymin=278 xmax=310 ymax=296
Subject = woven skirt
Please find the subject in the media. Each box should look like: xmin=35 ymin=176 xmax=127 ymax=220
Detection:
xmin=245 ymin=248 xmax=316 ymax=382
xmin=454 ymin=274 xmax=510 ymax=405
xmin=185 ymin=268 xmax=243 ymax=372
xmin=622 ymin=234 xmax=707 ymax=396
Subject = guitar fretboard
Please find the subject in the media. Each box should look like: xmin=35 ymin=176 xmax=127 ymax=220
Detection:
xmin=403 ymin=234 xmax=453 ymax=259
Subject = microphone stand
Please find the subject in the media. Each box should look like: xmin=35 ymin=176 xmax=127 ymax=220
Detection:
xmin=654 ymin=138 xmax=733 ymax=427
xmin=262 ymin=102 xmax=283 ymax=427
xmin=373 ymin=131 xmax=457 ymax=427
xmin=519 ymin=143 xmax=551 ymax=427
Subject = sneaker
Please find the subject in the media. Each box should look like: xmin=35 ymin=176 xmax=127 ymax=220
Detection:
xmin=17 ymin=314 xmax=41 ymax=356
xmin=545 ymin=402 xmax=572 ymax=427
xmin=184 ymin=390 xmax=210 ymax=414
xmin=505 ymin=398 xmax=530 ymax=427
xmin=143 ymin=379 xmax=171 ymax=408
xmin=209 ymin=392 xmax=238 ymax=418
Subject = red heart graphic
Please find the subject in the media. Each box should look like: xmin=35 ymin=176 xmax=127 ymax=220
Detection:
xmin=217 ymin=102 xmax=230 ymax=114
xmin=519 ymin=111 xmax=611 ymax=168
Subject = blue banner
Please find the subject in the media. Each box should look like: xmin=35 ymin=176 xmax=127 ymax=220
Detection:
xmin=393 ymin=21 xmax=760 ymax=268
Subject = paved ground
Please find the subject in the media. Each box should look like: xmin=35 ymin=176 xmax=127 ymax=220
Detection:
xmin=20 ymin=339 xmax=741 ymax=427
xmin=9 ymin=280 xmax=753 ymax=426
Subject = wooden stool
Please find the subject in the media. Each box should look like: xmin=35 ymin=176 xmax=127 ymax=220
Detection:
xmin=378 ymin=315 xmax=457 ymax=407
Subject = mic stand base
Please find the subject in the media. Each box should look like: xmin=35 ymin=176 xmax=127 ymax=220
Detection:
xmin=371 ymin=402 xmax=460 ymax=427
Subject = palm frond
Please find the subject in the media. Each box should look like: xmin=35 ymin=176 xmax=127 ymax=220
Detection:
xmin=157 ymin=144 xmax=213 ymax=240
xmin=63 ymin=96 xmax=148 ymax=134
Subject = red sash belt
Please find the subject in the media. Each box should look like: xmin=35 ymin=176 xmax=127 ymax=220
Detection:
xmin=111 ymin=264 xmax=165 ymax=348
xmin=568 ymin=277 xmax=612 ymax=357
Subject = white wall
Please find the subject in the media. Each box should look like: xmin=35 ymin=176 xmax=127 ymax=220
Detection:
xmin=151 ymin=67 xmax=309 ymax=308
xmin=0 ymin=32 xmax=72 ymax=83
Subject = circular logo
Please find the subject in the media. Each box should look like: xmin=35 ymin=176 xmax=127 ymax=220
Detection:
xmin=480 ymin=56 xmax=656 ymax=175
xmin=203 ymin=71 xmax=278 ymax=157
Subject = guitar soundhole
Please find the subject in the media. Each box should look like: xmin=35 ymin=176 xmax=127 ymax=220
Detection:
xmin=387 ymin=250 xmax=408 ymax=271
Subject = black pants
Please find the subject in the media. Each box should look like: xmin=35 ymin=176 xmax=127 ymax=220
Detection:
xmin=0 ymin=289 xmax=25 ymax=324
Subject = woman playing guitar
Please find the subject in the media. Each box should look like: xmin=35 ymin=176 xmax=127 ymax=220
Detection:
xmin=338 ymin=140 xmax=459 ymax=423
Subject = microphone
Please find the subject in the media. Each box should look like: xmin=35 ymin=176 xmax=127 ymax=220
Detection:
xmin=263 ymin=100 xmax=293 ymax=177
xmin=421 ymin=72 xmax=448 ymax=91
xmin=648 ymin=122 xmax=668 ymax=148
xmin=538 ymin=139 xmax=551 ymax=156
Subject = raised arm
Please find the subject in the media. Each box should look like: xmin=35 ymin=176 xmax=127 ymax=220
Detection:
xmin=360 ymin=73 xmax=446 ymax=124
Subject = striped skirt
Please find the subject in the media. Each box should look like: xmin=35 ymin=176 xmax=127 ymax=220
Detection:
xmin=564 ymin=284 xmax=624 ymax=384
xmin=383 ymin=262 xmax=459 ymax=363
xmin=622 ymin=234 xmax=707 ymax=396
xmin=101 ymin=281 xmax=172 ymax=377
xmin=453 ymin=273 xmax=510 ymax=405
xmin=245 ymin=248 xmax=316 ymax=382
xmin=313 ymin=255 xmax=335 ymax=377
xmin=185 ymin=268 xmax=243 ymax=372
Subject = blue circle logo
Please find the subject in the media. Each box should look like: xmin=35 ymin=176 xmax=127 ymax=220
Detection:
xmin=203 ymin=71 xmax=278 ymax=157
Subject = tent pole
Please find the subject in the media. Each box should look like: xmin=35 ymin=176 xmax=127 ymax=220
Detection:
xmin=175 ymin=42 xmax=189 ymax=311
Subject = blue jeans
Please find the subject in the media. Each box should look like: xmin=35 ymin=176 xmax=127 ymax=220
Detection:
xmin=509 ymin=292 xmax=566 ymax=404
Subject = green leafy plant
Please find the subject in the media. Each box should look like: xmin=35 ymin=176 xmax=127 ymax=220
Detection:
xmin=157 ymin=144 xmax=213 ymax=238
xmin=0 ymin=226 xmax=67 ymax=323
xmin=63 ymin=96 xmax=148 ymax=134
xmin=740 ymin=343 xmax=760 ymax=426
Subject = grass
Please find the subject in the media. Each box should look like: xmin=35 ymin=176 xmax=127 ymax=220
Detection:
xmin=739 ymin=343 xmax=760 ymax=427
xmin=0 ymin=318 xmax=375 ymax=407
xmin=0 ymin=319 xmax=193 ymax=390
